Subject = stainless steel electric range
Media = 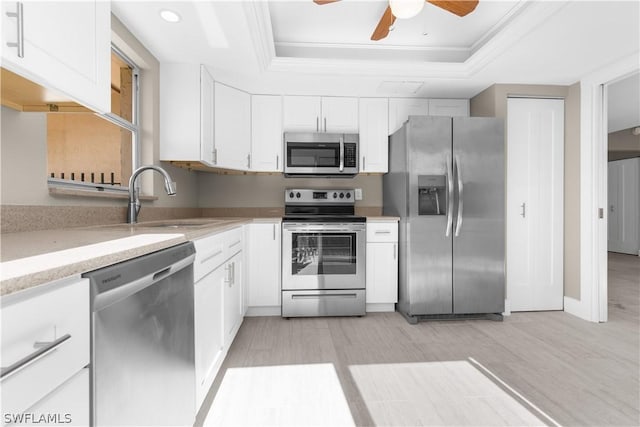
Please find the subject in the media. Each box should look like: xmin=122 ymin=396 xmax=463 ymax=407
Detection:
xmin=281 ymin=189 xmax=366 ymax=317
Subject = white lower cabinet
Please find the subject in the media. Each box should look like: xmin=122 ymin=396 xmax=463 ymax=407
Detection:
xmin=24 ymin=368 xmax=89 ymax=426
xmin=194 ymin=265 xmax=225 ymax=409
xmin=366 ymin=221 xmax=399 ymax=312
xmin=246 ymin=222 xmax=281 ymax=316
xmin=193 ymin=227 xmax=244 ymax=411
xmin=223 ymin=252 xmax=243 ymax=347
xmin=0 ymin=277 xmax=89 ymax=420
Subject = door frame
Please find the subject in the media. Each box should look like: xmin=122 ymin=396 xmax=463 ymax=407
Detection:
xmin=574 ymin=53 xmax=639 ymax=322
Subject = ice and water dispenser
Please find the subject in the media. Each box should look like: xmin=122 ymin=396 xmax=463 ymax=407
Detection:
xmin=418 ymin=175 xmax=446 ymax=215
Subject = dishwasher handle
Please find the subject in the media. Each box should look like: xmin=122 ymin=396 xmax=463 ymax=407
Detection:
xmin=93 ymin=253 xmax=195 ymax=312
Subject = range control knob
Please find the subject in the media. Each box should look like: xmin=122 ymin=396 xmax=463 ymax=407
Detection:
xmin=289 ymin=192 xmax=294 ymax=199
xmin=296 ymin=192 xmax=301 ymax=198
xmin=339 ymin=192 xmax=345 ymax=199
xmin=346 ymin=193 xmax=351 ymax=199
xmin=333 ymin=192 xmax=338 ymax=199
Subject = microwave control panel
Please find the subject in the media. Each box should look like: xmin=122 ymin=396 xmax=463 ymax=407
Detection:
xmin=344 ymin=143 xmax=357 ymax=167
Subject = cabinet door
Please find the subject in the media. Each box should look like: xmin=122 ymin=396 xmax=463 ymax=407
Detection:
xmin=200 ymin=66 xmax=216 ymax=166
xmin=215 ymin=83 xmax=251 ymax=170
xmin=321 ymin=97 xmax=359 ymax=133
xmin=251 ymin=95 xmax=283 ymax=172
xmin=223 ymin=253 xmax=243 ymax=346
xmin=194 ymin=266 xmax=225 ymax=409
xmin=428 ymin=99 xmax=470 ymax=117
xmin=283 ymin=96 xmax=321 ymax=132
xmin=366 ymin=242 xmax=398 ymax=303
xmin=248 ymin=223 xmax=281 ymax=308
xmin=608 ymin=158 xmax=640 ymax=255
xmin=359 ymin=98 xmax=389 ymax=173
xmin=388 ymin=98 xmax=429 ymax=134
xmin=25 ymin=368 xmax=89 ymax=427
xmin=1 ymin=1 xmax=110 ymax=113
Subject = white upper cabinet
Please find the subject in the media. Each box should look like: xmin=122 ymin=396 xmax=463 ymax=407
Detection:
xmin=388 ymin=98 xmax=429 ymax=134
xmin=388 ymin=98 xmax=470 ymax=134
xmin=282 ymin=96 xmax=321 ymax=132
xmin=1 ymin=1 xmax=110 ymax=113
xmin=427 ymin=99 xmax=470 ymax=117
xmin=251 ymin=95 xmax=283 ymax=172
xmin=359 ymin=98 xmax=389 ymax=173
xmin=160 ymin=64 xmax=217 ymax=165
xmin=321 ymin=97 xmax=359 ymax=133
xmin=214 ymin=82 xmax=251 ymax=171
xmin=283 ymin=96 xmax=358 ymax=133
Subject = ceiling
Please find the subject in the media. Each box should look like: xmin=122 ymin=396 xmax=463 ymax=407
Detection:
xmin=112 ymin=0 xmax=640 ymax=100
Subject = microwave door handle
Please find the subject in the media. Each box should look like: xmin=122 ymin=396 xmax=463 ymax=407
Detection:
xmin=339 ymin=136 xmax=344 ymax=172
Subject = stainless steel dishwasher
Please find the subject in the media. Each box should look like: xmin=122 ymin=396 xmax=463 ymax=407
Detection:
xmin=83 ymin=242 xmax=196 ymax=426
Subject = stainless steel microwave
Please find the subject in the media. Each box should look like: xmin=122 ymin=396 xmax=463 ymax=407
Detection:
xmin=283 ymin=132 xmax=359 ymax=177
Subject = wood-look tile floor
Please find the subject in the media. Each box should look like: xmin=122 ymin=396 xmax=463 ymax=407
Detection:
xmin=197 ymin=253 xmax=640 ymax=426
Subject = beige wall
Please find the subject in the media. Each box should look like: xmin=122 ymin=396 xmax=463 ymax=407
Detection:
xmin=0 ymin=16 xmax=199 ymax=209
xmin=197 ymin=173 xmax=382 ymax=209
xmin=608 ymin=127 xmax=640 ymax=161
xmin=470 ymin=83 xmax=581 ymax=300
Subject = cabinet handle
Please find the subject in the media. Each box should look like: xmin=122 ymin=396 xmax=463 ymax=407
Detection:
xmin=272 ymin=223 xmax=276 ymax=240
xmin=6 ymin=2 xmax=24 ymax=58
xmin=231 ymin=262 xmax=235 ymax=285
xmin=393 ymin=244 xmax=397 ymax=260
xmin=224 ymin=263 xmax=232 ymax=286
xmin=520 ymin=202 xmax=526 ymax=218
xmin=375 ymin=230 xmax=391 ymax=234
xmin=212 ymin=148 xmax=217 ymax=165
xmin=229 ymin=240 xmax=242 ymax=249
xmin=324 ymin=117 xmax=327 ymax=132
xmin=247 ymin=154 xmax=251 ymax=169
xmin=276 ymin=155 xmax=279 ymax=170
xmin=200 ymin=249 xmax=223 ymax=264
xmin=316 ymin=117 xmax=319 ymax=132
xmin=1 ymin=334 xmax=71 ymax=381
xmin=363 ymin=156 xmax=366 ymax=171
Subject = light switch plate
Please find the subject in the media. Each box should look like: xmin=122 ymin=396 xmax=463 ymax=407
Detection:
xmin=355 ymin=188 xmax=363 ymax=200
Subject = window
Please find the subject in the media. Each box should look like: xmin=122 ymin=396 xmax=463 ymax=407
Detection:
xmin=47 ymin=46 xmax=139 ymax=194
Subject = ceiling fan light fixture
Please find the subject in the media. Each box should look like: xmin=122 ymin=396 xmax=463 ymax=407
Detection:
xmin=389 ymin=0 xmax=425 ymax=19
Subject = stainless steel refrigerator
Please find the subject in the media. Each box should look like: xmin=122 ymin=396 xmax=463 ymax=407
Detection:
xmin=383 ymin=116 xmax=504 ymax=323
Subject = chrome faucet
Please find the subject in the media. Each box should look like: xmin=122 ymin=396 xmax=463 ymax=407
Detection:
xmin=127 ymin=165 xmax=176 ymax=223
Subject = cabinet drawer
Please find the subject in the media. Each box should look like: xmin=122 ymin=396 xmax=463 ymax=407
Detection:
xmin=1 ymin=278 xmax=89 ymax=415
xmin=366 ymin=222 xmax=398 ymax=243
xmin=224 ymin=228 xmax=243 ymax=256
xmin=193 ymin=233 xmax=226 ymax=282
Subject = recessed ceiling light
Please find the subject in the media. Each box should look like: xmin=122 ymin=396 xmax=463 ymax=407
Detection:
xmin=160 ymin=9 xmax=181 ymax=23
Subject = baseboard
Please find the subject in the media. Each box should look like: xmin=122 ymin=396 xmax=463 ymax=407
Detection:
xmin=366 ymin=303 xmax=395 ymax=313
xmin=563 ymin=296 xmax=592 ymax=321
xmin=245 ymin=306 xmax=281 ymax=317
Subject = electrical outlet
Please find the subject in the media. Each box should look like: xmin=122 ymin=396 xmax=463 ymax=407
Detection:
xmin=355 ymin=188 xmax=363 ymax=200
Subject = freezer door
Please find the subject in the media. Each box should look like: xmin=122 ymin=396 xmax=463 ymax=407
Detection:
xmin=452 ymin=117 xmax=505 ymax=314
xmin=405 ymin=116 xmax=453 ymax=316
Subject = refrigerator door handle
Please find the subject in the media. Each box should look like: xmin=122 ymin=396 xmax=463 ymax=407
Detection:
xmin=445 ymin=154 xmax=454 ymax=237
xmin=454 ymin=155 xmax=464 ymax=237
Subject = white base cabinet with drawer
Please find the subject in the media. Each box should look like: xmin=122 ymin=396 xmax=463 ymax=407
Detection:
xmin=1 ymin=277 xmax=89 ymax=421
xmin=193 ymin=227 xmax=244 ymax=410
xmin=366 ymin=221 xmax=399 ymax=312
xmin=246 ymin=222 xmax=281 ymax=317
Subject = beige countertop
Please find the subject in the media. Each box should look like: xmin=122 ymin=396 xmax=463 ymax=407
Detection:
xmin=0 ymin=218 xmax=265 ymax=297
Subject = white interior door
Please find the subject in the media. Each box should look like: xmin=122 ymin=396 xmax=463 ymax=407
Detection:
xmin=507 ymin=98 xmax=564 ymax=311
xmin=608 ymin=158 xmax=640 ymax=255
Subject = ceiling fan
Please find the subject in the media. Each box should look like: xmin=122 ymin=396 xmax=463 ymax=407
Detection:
xmin=313 ymin=0 xmax=479 ymax=41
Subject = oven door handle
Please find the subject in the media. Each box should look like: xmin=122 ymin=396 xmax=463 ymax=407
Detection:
xmin=339 ymin=136 xmax=344 ymax=172
xmin=285 ymin=227 xmax=363 ymax=233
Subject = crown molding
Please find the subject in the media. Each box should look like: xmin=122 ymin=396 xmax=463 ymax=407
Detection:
xmin=242 ymin=1 xmax=276 ymax=73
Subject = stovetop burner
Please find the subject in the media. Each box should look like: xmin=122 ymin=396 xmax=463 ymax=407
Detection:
xmin=284 ymin=188 xmax=364 ymax=223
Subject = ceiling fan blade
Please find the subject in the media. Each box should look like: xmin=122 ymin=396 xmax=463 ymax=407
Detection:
xmin=313 ymin=0 xmax=341 ymax=4
xmin=371 ymin=6 xmax=396 ymax=41
xmin=426 ymin=0 xmax=479 ymax=17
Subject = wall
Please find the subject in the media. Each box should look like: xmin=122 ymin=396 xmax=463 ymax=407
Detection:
xmin=608 ymin=127 xmax=640 ymax=161
xmin=0 ymin=16 xmax=199 ymax=214
xmin=470 ymin=83 xmax=581 ymax=300
xmin=197 ymin=173 xmax=382 ymax=213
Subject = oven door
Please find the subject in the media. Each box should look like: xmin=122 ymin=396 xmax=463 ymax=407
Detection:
xmin=282 ymin=223 xmax=366 ymax=291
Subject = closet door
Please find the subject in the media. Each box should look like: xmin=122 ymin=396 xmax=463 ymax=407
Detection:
xmin=608 ymin=158 xmax=640 ymax=255
xmin=506 ymin=98 xmax=564 ymax=311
